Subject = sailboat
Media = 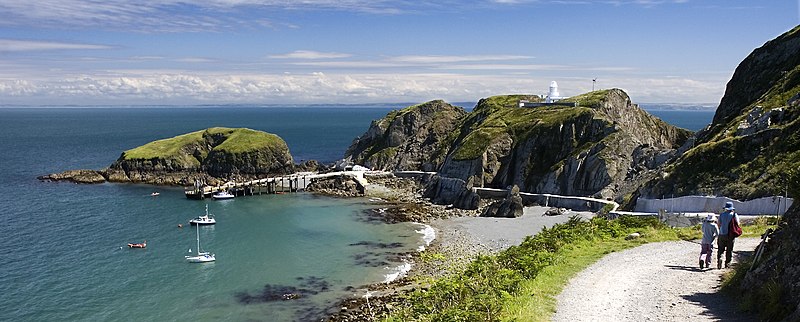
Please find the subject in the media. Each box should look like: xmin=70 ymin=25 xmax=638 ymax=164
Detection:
xmin=185 ymin=223 xmax=215 ymax=263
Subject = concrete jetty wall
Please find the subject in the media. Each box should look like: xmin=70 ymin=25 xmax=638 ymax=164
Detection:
xmin=634 ymin=195 xmax=793 ymax=215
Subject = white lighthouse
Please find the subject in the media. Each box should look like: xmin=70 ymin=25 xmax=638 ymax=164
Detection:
xmin=544 ymin=81 xmax=564 ymax=103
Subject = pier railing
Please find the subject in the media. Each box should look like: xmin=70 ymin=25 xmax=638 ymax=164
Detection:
xmin=184 ymin=171 xmax=375 ymax=199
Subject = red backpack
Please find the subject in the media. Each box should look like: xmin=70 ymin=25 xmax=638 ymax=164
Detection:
xmin=729 ymin=214 xmax=742 ymax=238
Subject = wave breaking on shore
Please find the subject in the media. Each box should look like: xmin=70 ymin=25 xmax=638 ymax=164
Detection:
xmin=416 ymin=223 xmax=436 ymax=251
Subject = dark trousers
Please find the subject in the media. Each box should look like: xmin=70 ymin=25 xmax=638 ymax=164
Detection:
xmin=717 ymin=234 xmax=735 ymax=264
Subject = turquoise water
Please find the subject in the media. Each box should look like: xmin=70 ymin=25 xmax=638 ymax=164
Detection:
xmin=0 ymin=106 xmax=423 ymax=321
xmin=0 ymin=105 xmax=713 ymax=321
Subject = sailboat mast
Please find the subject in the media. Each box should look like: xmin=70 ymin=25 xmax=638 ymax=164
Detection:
xmin=196 ymin=222 xmax=201 ymax=253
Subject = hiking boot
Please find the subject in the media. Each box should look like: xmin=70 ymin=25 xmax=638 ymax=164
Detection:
xmin=717 ymin=259 xmax=722 ymax=269
xmin=699 ymin=260 xmax=704 ymax=269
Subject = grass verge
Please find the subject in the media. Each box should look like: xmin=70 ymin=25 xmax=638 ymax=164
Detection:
xmin=385 ymin=215 xmax=776 ymax=322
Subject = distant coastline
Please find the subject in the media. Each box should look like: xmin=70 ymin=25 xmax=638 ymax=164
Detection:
xmin=639 ymin=103 xmax=717 ymax=111
xmin=0 ymin=101 xmax=714 ymax=111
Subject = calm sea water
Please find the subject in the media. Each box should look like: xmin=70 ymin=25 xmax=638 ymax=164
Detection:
xmin=0 ymin=105 xmax=712 ymax=321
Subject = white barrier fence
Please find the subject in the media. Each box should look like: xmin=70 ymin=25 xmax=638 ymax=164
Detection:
xmin=635 ymin=195 xmax=793 ymax=215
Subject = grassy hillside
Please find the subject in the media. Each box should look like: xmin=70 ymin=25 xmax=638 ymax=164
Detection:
xmin=450 ymin=94 xmax=596 ymax=161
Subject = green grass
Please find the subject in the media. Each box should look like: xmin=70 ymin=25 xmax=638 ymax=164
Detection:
xmin=501 ymin=239 xmax=643 ymax=321
xmin=384 ymin=215 xmax=776 ymax=322
xmin=560 ymin=89 xmax=611 ymax=107
xmin=450 ymin=97 xmax=594 ymax=161
xmin=211 ymin=128 xmax=284 ymax=153
xmin=123 ymin=127 xmax=284 ymax=161
xmin=123 ymin=130 xmax=205 ymax=160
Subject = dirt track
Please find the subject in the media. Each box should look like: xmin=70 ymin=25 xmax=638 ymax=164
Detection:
xmin=553 ymin=238 xmax=760 ymax=321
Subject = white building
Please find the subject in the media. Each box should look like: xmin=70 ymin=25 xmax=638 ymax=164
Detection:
xmin=544 ymin=81 xmax=565 ymax=103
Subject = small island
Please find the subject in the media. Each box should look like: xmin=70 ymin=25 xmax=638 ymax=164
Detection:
xmin=39 ymin=127 xmax=296 ymax=186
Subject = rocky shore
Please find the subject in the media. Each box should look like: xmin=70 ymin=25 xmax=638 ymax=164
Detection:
xmin=315 ymin=174 xmax=593 ymax=321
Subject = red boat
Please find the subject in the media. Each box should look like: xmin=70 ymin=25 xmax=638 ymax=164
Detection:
xmin=128 ymin=241 xmax=147 ymax=248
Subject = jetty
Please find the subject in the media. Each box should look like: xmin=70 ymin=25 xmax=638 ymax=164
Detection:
xmin=184 ymin=171 xmax=371 ymax=199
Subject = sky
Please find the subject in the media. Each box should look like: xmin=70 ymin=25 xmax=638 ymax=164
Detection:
xmin=0 ymin=0 xmax=798 ymax=106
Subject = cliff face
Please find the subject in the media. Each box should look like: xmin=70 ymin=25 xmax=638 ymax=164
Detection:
xmin=438 ymin=90 xmax=690 ymax=201
xmin=713 ymin=26 xmax=800 ymax=130
xmin=345 ymin=100 xmax=467 ymax=171
xmin=641 ymin=26 xmax=800 ymax=200
xmin=348 ymin=91 xmax=690 ymax=203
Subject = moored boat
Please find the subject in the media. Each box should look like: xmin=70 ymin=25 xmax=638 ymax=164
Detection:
xmin=128 ymin=240 xmax=147 ymax=248
xmin=185 ymin=224 xmax=215 ymax=263
xmin=189 ymin=205 xmax=216 ymax=225
xmin=212 ymin=191 xmax=235 ymax=200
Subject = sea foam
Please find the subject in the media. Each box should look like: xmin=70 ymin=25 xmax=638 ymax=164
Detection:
xmin=382 ymin=261 xmax=412 ymax=284
xmin=415 ymin=223 xmax=436 ymax=251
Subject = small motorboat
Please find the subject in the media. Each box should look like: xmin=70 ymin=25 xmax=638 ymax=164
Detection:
xmin=128 ymin=240 xmax=147 ymax=248
xmin=212 ymin=191 xmax=235 ymax=200
xmin=150 ymin=192 xmax=160 ymax=196
xmin=189 ymin=205 xmax=216 ymax=225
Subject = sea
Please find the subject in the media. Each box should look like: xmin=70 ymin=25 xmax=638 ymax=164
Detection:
xmin=0 ymin=104 xmax=714 ymax=321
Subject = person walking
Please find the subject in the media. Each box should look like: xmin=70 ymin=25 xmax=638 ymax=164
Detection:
xmin=699 ymin=214 xmax=718 ymax=269
xmin=717 ymin=201 xmax=740 ymax=269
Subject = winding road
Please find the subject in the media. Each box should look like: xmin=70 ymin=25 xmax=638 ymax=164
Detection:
xmin=553 ymin=238 xmax=759 ymax=321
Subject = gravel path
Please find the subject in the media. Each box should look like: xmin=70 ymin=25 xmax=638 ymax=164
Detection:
xmin=553 ymin=238 xmax=760 ymax=321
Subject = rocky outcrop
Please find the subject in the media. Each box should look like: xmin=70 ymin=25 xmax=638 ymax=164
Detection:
xmin=305 ymin=175 xmax=365 ymax=197
xmin=439 ymin=90 xmax=690 ymax=202
xmin=481 ymin=185 xmax=524 ymax=218
xmin=641 ymin=26 xmax=800 ymax=200
xmin=42 ymin=127 xmax=295 ymax=186
xmin=422 ymin=175 xmax=480 ymax=210
xmin=38 ymin=169 xmax=106 ymax=184
xmin=345 ymin=100 xmax=467 ymax=171
xmin=348 ymin=91 xmax=690 ymax=208
xmin=712 ymin=26 xmax=800 ymax=131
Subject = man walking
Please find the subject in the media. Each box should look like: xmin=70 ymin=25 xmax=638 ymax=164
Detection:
xmin=717 ymin=201 xmax=740 ymax=269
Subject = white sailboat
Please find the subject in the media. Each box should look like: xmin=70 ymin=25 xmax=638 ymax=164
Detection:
xmin=189 ymin=204 xmax=216 ymax=225
xmin=185 ymin=223 xmax=215 ymax=263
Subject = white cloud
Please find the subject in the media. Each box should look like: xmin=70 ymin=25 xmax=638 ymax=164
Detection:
xmin=389 ymin=55 xmax=533 ymax=63
xmin=174 ymin=57 xmax=217 ymax=63
xmin=0 ymin=0 xmax=696 ymax=32
xmin=436 ymin=63 xmax=570 ymax=70
xmin=268 ymin=50 xmax=352 ymax=60
xmin=0 ymin=39 xmax=112 ymax=52
xmin=289 ymin=61 xmax=402 ymax=68
xmin=0 ymin=70 xmax=726 ymax=104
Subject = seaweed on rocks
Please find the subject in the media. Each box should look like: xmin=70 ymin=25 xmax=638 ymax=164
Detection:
xmin=234 ymin=276 xmax=331 ymax=304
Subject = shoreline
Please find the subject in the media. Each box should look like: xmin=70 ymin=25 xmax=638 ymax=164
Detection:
xmin=325 ymin=178 xmax=595 ymax=321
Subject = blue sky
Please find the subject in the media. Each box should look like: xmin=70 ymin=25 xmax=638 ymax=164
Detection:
xmin=0 ymin=1 xmax=797 ymax=105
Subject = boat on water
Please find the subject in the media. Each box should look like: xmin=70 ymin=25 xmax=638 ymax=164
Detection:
xmin=185 ymin=223 xmax=215 ymax=263
xmin=189 ymin=205 xmax=216 ymax=225
xmin=128 ymin=240 xmax=147 ymax=248
xmin=150 ymin=192 xmax=160 ymax=196
xmin=212 ymin=191 xmax=235 ymax=200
